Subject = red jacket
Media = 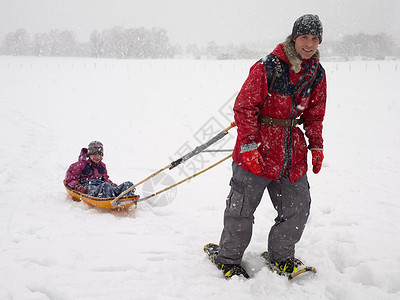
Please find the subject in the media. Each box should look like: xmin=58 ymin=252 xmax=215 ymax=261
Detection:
xmin=65 ymin=148 xmax=114 ymax=188
xmin=232 ymin=42 xmax=327 ymax=183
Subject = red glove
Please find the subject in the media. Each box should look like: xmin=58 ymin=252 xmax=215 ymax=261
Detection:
xmin=242 ymin=149 xmax=265 ymax=175
xmin=311 ymin=150 xmax=324 ymax=174
xmin=74 ymin=184 xmax=88 ymax=194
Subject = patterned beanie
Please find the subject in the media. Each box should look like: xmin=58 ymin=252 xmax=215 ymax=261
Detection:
xmin=291 ymin=14 xmax=323 ymax=44
xmin=87 ymin=141 xmax=104 ymax=156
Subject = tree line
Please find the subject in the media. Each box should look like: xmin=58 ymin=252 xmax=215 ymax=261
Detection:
xmin=0 ymin=27 xmax=398 ymax=60
xmin=323 ymin=33 xmax=398 ymax=60
xmin=0 ymin=27 xmax=175 ymax=59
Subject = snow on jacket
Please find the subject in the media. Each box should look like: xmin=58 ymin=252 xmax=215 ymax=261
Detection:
xmin=232 ymin=38 xmax=327 ymax=183
xmin=65 ymin=148 xmax=114 ymax=188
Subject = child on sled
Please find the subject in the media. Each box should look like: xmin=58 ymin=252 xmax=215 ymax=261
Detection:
xmin=65 ymin=141 xmax=135 ymax=198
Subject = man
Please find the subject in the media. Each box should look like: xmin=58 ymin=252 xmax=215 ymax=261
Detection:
xmin=206 ymin=14 xmax=326 ymax=278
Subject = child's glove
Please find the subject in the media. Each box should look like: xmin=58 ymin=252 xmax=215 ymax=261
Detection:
xmin=74 ymin=184 xmax=88 ymax=194
xmin=311 ymin=150 xmax=324 ymax=174
xmin=242 ymin=149 xmax=265 ymax=175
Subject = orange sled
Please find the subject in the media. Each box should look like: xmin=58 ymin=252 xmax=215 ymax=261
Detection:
xmin=64 ymin=181 xmax=140 ymax=210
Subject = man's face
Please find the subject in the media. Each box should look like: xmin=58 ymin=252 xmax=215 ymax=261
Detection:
xmin=294 ymin=34 xmax=320 ymax=60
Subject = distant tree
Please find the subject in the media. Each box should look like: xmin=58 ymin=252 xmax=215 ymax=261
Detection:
xmin=337 ymin=32 xmax=396 ymax=59
xmin=124 ymin=28 xmax=140 ymax=58
xmin=186 ymin=43 xmax=201 ymax=58
xmin=32 ymin=30 xmax=78 ymax=57
xmin=374 ymin=33 xmax=395 ymax=59
xmin=237 ymin=44 xmax=258 ymax=59
xmin=206 ymin=41 xmax=218 ymax=58
xmin=32 ymin=32 xmax=52 ymax=56
xmin=90 ymin=30 xmax=104 ymax=57
xmin=1 ymin=29 xmax=31 ymax=55
xmin=149 ymin=28 xmax=170 ymax=58
xmin=134 ymin=27 xmax=149 ymax=58
xmin=87 ymin=26 xmax=173 ymax=59
xmin=55 ymin=30 xmax=78 ymax=56
xmin=171 ymin=43 xmax=183 ymax=57
xmin=97 ymin=26 xmax=122 ymax=58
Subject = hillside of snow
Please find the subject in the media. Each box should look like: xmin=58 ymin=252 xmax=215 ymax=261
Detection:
xmin=0 ymin=56 xmax=399 ymax=300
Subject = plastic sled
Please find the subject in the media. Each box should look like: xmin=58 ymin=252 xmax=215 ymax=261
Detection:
xmin=64 ymin=180 xmax=140 ymax=210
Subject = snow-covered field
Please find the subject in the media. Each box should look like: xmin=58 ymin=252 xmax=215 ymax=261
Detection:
xmin=0 ymin=56 xmax=399 ymax=300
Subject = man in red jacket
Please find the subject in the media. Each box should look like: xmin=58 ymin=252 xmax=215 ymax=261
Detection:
xmin=207 ymin=15 xmax=326 ymax=278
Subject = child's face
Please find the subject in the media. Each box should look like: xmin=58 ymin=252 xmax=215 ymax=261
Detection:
xmin=89 ymin=154 xmax=103 ymax=164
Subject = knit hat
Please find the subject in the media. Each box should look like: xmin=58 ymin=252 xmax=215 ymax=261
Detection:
xmin=87 ymin=141 xmax=104 ymax=156
xmin=291 ymin=14 xmax=323 ymax=43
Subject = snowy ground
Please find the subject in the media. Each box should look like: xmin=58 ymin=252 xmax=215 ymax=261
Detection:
xmin=0 ymin=56 xmax=399 ymax=300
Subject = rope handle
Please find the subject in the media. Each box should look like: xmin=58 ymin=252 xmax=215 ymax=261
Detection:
xmin=111 ymin=122 xmax=237 ymax=205
xmin=138 ymin=153 xmax=232 ymax=203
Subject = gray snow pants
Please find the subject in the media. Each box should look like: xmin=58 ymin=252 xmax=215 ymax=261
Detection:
xmin=218 ymin=162 xmax=311 ymax=264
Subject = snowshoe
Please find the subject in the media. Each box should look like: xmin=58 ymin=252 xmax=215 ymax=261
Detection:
xmin=204 ymin=243 xmax=249 ymax=279
xmin=221 ymin=263 xmax=250 ymax=279
xmin=260 ymin=251 xmax=316 ymax=280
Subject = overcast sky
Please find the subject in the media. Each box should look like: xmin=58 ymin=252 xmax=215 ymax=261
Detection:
xmin=1 ymin=0 xmax=399 ymax=47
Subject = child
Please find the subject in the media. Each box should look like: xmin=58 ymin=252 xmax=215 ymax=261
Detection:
xmin=65 ymin=141 xmax=135 ymax=198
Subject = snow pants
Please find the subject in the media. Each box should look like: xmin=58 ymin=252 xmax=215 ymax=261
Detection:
xmin=218 ymin=162 xmax=311 ymax=264
xmin=81 ymin=179 xmax=136 ymax=198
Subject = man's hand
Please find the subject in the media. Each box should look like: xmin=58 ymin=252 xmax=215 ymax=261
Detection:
xmin=311 ymin=150 xmax=324 ymax=174
xmin=242 ymin=149 xmax=265 ymax=175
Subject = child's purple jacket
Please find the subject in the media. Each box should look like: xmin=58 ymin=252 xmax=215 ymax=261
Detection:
xmin=65 ymin=148 xmax=113 ymax=188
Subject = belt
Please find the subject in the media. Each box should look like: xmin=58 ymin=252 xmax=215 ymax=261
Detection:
xmin=258 ymin=115 xmax=304 ymax=127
